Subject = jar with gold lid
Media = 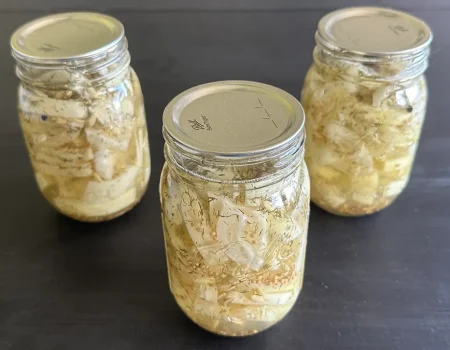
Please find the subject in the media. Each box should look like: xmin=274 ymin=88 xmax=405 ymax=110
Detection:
xmin=160 ymin=81 xmax=310 ymax=336
xmin=11 ymin=12 xmax=151 ymax=222
xmin=301 ymin=7 xmax=432 ymax=216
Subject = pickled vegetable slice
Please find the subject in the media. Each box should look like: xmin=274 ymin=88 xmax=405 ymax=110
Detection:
xmin=302 ymin=59 xmax=426 ymax=215
xmin=18 ymin=67 xmax=150 ymax=222
xmin=179 ymin=182 xmax=228 ymax=266
xmin=210 ymin=195 xmax=267 ymax=271
xmin=161 ymin=162 xmax=309 ymax=335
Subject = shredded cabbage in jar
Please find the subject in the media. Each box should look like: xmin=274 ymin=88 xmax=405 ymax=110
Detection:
xmin=301 ymin=52 xmax=427 ymax=216
xmin=160 ymin=161 xmax=309 ymax=336
xmin=19 ymin=68 xmax=150 ymax=221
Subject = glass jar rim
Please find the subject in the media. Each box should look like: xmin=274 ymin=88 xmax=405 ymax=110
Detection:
xmin=315 ymin=7 xmax=433 ymax=60
xmin=11 ymin=12 xmax=131 ymax=88
xmin=162 ymin=81 xmax=305 ymax=160
xmin=162 ymin=81 xmax=306 ymax=183
xmin=164 ymin=135 xmax=305 ymax=185
xmin=10 ymin=12 xmax=125 ymax=65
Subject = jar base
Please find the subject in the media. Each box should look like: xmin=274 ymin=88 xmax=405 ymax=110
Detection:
xmin=44 ymin=182 xmax=149 ymax=223
xmin=173 ymin=296 xmax=291 ymax=337
xmin=171 ymin=286 xmax=299 ymax=337
xmin=311 ymin=196 xmax=397 ymax=217
xmin=55 ymin=199 xmax=141 ymax=223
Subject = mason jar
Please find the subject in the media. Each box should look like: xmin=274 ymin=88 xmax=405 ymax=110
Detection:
xmin=11 ymin=13 xmax=151 ymax=222
xmin=160 ymin=81 xmax=310 ymax=336
xmin=301 ymin=7 xmax=432 ymax=216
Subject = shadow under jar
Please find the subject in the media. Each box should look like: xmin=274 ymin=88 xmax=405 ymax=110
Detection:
xmin=11 ymin=13 xmax=151 ymax=222
xmin=160 ymin=81 xmax=310 ymax=336
xmin=301 ymin=7 xmax=433 ymax=216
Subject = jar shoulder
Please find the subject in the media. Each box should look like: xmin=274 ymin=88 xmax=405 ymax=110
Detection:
xmin=18 ymin=66 xmax=147 ymax=127
xmin=160 ymin=161 xmax=310 ymax=216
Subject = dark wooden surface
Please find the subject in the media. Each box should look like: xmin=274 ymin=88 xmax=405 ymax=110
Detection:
xmin=2 ymin=1 xmax=450 ymax=11
xmin=1 ymin=4 xmax=450 ymax=350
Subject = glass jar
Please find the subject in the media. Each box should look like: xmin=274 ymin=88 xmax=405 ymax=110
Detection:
xmin=301 ymin=7 xmax=432 ymax=216
xmin=10 ymin=13 xmax=151 ymax=222
xmin=160 ymin=81 xmax=309 ymax=336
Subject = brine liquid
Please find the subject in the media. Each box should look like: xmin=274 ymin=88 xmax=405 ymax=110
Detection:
xmin=160 ymin=162 xmax=310 ymax=336
xmin=18 ymin=68 xmax=150 ymax=222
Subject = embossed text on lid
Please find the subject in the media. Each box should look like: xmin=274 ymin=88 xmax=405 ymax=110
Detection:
xmin=10 ymin=12 xmax=124 ymax=62
xmin=317 ymin=7 xmax=433 ymax=56
xmin=163 ymin=81 xmax=305 ymax=156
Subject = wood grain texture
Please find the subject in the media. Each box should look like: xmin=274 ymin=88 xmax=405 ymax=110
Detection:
xmin=0 ymin=8 xmax=450 ymax=350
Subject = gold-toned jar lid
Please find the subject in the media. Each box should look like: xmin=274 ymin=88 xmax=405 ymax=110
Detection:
xmin=317 ymin=7 xmax=432 ymax=56
xmin=163 ymin=81 xmax=305 ymax=156
xmin=10 ymin=12 xmax=124 ymax=62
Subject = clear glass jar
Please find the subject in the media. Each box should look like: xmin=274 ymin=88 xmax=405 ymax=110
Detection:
xmin=160 ymin=81 xmax=309 ymax=336
xmin=301 ymin=7 xmax=432 ymax=216
xmin=11 ymin=13 xmax=150 ymax=222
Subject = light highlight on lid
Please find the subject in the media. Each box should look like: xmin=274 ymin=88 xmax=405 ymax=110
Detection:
xmin=317 ymin=7 xmax=432 ymax=56
xmin=163 ymin=81 xmax=305 ymax=156
xmin=10 ymin=12 xmax=124 ymax=62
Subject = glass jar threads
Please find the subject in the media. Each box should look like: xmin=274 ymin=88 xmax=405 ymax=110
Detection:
xmin=160 ymin=81 xmax=310 ymax=336
xmin=11 ymin=13 xmax=151 ymax=222
xmin=301 ymin=7 xmax=432 ymax=216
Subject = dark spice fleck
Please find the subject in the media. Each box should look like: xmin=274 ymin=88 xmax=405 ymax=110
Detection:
xmin=406 ymin=106 xmax=413 ymax=113
xmin=41 ymin=115 xmax=48 ymax=121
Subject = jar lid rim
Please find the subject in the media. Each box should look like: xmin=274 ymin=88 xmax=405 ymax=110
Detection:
xmin=10 ymin=12 xmax=124 ymax=63
xmin=163 ymin=80 xmax=305 ymax=158
xmin=317 ymin=7 xmax=433 ymax=58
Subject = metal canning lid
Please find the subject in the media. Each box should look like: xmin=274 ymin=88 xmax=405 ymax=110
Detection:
xmin=317 ymin=7 xmax=433 ymax=56
xmin=163 ymin=81 xmax=305 ymax=156
xmin=10 ymin=12 xmax=124 ymax=62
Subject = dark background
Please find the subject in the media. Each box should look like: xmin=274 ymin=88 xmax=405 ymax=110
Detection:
xmin=1 ymin=1 xmax=450 ymax=349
